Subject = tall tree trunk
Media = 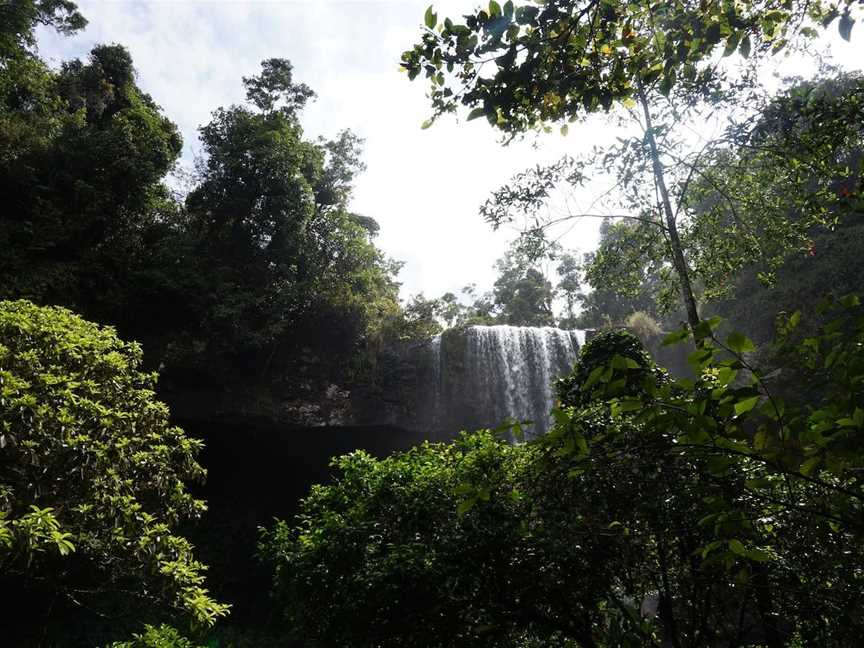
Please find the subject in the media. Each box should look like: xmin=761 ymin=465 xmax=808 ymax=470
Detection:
xmin=636 ymin=82 xmax=701 ymax=333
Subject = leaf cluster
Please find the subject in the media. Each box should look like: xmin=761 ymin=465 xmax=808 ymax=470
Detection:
xmin=0 ymin=300 xmax=228 ymax=625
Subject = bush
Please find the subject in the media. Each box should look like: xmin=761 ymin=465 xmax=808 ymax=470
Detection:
xmin=109 ymin=624 xmax=205 ymax=648
xmin=259 ymin=432 xmax=535 ymax=647
xmin=0 ymin=300 xmax=228 ymax=625
xmin=555 ymin=328 xmax=663 ymax=409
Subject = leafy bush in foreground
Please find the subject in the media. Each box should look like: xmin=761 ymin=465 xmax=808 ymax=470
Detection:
xmin=0 ymin=300 xmax=228 ymax=625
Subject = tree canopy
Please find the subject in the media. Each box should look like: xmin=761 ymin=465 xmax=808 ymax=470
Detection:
xmin=0 ymin=0 xmax=87 ymax=59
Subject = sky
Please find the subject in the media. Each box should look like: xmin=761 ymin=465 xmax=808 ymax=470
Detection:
xmin=35 ymin=1 xmax=863 ymax=301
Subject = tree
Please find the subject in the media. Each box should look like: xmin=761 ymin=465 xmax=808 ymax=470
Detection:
xmin=260 ymin=432 xmax=594 ymax=648
xmin=685 ymin=71 xmax=864 ymax=300
xmin=575 ymin=217 xmax=678 ymax=328
xmin=403 ymin=0 xmax=861 ymax=333
xmin=0 ymin=300 xmax=228 ymax=628
xmin=177 ymin=59 xmax=400 ymax=380
xmin=491 ymin=241 xmax=556 ymax=327
xmin=573 ymin=72 xmax=863 ymax=333
xmin=393 ymin=293 xmax=447 ymax=340
xmin=0 ymin=43 xmax=183 ymax=329
xmin=109 ymin=624 xmax=206 ymax=648
xmin=555 ymin=251 xmax=582 ymax=328
xmin=0 ymin=0 xmax=86 ymax=59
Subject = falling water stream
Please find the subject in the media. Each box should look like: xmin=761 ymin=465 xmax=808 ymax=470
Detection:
xmin=417 ymin=326 xmax=585 ymax=439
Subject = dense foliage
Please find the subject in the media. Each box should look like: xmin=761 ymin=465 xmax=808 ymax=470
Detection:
xmin=108 ymin=624 xmax=206 ymax=648
xmin=0 ymin=300 xmax=227 ymax=626
xmin=263 ymin=297 xmax=864 ymax=646
xmin=170 ymin=60 xmax=401 ymax=380
xmin=0 ymin=42 xmax=182 ymax=328
xmin=0 ymin=0 xmax=87 ymax=60
xmin=685 ymin=72 xmax=864 ymax=299
xmin=0 ymin=6 xmax=401 ymax=390
xmin=261 ymin=432 xmax=532 ymax=647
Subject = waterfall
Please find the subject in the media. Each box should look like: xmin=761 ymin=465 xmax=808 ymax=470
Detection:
xmin=417 ymin=325 xmax=584 ymax=439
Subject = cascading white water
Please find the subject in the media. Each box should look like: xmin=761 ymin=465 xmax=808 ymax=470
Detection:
xmin=420 ymin=325 xmax=584 ymax=439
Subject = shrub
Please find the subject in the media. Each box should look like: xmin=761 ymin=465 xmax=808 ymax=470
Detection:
xmin=0 ymin=300 xmax=228 ymax=625
xmin=109 ymin=624 xmax=205 ymax=648
xmin=555 ymin=328 xmax=663 ymax=409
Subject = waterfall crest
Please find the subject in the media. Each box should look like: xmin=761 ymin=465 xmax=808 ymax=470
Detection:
xmin=416 ymin=325 xmax=584 ymax=439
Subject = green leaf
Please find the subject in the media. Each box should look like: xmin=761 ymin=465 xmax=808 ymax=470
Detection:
xmin=717 ymin=367 xmax=738 ymax=386
xmin=658 ymin=73 xmax=674 ymax=96
xmin=489 ymin=0 xmax=501 ymax=17
xmin=515 ymin=5 xmax=539 ymax=25
xmin=466 ymin=107 xmax=486 ymax=121
xmin=662 ymin=327 xmax=689 ymax=347
xmin=839 ymin=12 xmax=855 ymax=41
xmin=746 ymin=548 xmax=770 ymax=562
xmin=739 ymin=34 xmax=751 ymax=58
xmin=734 ymin=396 xmax=760 ymax=416
xmin=424 ymin=5 xmax=437 ymax=29
xmin=840 ymin=294 xmax=860 ymax=308
xmin=729 ymin=539 xmax=746 ymax=556
xmin=696 ymin=316 xmax=722 ymax=340
xmin=457 ymin=497 xmax=476 ymax=516
xmin=610 ymin=354 xmax=629 ymax=370
xmin=616 ymin=399 xmax=643 ymax=413
xmin=688 ymin=348 xmax=714 ymax=369
xmin=800 ymin=456 xmax=821 ymax=476
xmin=421 ymin=118 xmax=435 ymax=130
xmin=453 ymin=483 xmax=474 ymax=495
xmin=726 ymin=332 xmax=755 ymax=354
xmin=723 ymin=33 xmax=740 ymax=57
xmin=582 ymin=365 xmax=605 ymax=390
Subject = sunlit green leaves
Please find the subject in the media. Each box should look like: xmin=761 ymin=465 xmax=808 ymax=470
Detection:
xmin=734 ymin=395 xmax=761 ymax=416
xmin=404 ymin=0 xmax=855 ymax=136
xmin=0 ymin=300 xmax=227 ymax=625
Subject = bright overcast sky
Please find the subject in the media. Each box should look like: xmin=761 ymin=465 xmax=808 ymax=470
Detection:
xmin=35 ymin=1 xmax=863 ymax=301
